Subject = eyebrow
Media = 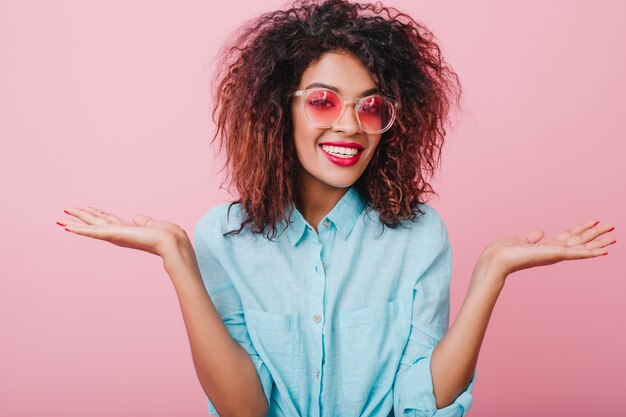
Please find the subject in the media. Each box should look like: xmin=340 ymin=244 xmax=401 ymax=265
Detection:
xmin=304 ymin=82 xmax=380 ymax=97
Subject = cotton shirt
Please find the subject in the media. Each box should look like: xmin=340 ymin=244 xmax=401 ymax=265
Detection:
xmin=193 ymin=185 xmax=476 ymax=417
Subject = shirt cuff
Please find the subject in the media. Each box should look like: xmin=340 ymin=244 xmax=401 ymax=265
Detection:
xmin=207 ymin=355 xmax=274 ymax=416
xmin=395 ymin=346 xmax=476 ymax=417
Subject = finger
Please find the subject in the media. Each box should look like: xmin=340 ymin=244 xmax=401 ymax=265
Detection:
xmin=63 ymin=207 xmax=110 ymax=227
xmin=56 ymin=219 xmax=75 ymax=227
xmin=577 ymin=236 xmax=617 ymax=251
xmin=132 ymin=214 xmax=155 ymax=226
xmin=554 ymin=219 xmax=598 ymax=242
xmin=63 ymin=222 xmax=108 ymax=239
xmin=559 ymin=245 xmax=609 ymax=260
xmin=565 ymin=224 xmax=615 ymax=246
xmin=63 ymin=220 xmax=136 ymax=241
xmin=83 ymin=207 xmax=128 ymax=225
xmin=523 ymin=229 xmax=545 ymax=244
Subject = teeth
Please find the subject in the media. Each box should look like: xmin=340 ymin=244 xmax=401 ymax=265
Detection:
xmin=321 ymin=145 xmax=359 ymax=156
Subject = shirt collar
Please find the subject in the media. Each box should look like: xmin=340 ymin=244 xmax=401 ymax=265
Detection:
xmin=281 ymin=185 xmax=367 ymax=247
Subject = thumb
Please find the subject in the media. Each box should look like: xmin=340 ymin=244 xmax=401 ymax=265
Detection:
xmin=132 ymin=214 xmax=154 ymax=226
xmin=524 ymin=229 xmax=545 ymax=244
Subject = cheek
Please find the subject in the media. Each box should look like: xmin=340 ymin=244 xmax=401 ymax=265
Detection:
xmin=292 ymin=106 xmax=321 ymax=149
xmin=367 ymin=134 xmax=382 ymax=151
xmin=291 ymin=105 xmax=304 ymax=145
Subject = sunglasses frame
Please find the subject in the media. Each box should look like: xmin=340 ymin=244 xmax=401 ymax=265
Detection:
xmin=290 ymin=88 xmax=398 ymax=134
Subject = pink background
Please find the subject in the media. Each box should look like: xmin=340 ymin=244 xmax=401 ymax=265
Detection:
xmin=1 ymin=1 xmax=624 ymax=416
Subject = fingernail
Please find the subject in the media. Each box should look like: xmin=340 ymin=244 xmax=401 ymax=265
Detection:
xmin=607 ymin=227 xmax=615 ymax=232
xmin=64 ymin=228 xmax=71 ymax=232
xmin=602 ymin=253 xmax=608 ymax=256
xmin=64 ymin=210 xmax=70 ymax=215
xmin=592 ymin=220 xmax=600 ymax=227
xmin=56 ymin=221 xmax=64 ymax=226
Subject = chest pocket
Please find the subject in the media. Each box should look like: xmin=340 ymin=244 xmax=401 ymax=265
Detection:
xmin=337 ymin=299 xmax=408 ymax=403
xmin=245 ymin=309 xmax=300 ymax=396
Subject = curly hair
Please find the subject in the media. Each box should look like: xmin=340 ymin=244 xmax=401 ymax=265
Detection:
xmin=210 ymin=0 xmax=462 ymax=240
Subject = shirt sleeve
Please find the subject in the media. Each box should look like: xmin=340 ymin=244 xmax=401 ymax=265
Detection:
xmin=393 ymin=208 xmax=476 ymax=417
xmin=193 ymin=217 xmax=274 ymax=416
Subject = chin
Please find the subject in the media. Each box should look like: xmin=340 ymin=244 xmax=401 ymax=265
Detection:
xmin=317 ymin=175 xmax=359 ymax=189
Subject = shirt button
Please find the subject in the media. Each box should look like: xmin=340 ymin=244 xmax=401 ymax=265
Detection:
xmin=323 ymin=219 xmax=330 ymax=228
xmin=312 ymin=314 xmax=322 ymax=323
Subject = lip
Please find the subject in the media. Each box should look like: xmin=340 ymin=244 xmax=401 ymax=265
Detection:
xmin=318 ymin=141 xmax=364 ymax=150
xmin=319 ymin=145 xmax=364 ymax=167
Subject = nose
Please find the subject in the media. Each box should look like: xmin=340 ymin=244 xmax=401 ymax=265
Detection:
xmin=331 ymin=101 xmax=362 ymax=136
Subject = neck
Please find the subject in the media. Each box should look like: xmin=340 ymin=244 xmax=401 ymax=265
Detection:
xmin=295 ymin=173 xmax=350 ymax=231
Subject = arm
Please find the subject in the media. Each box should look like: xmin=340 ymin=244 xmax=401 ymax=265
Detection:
xmin=57 ymin=206 xmax=268 ymax=417
xmin=431 ymin=219 xmax=615 ymax=409
xmin=430 ymin=257 xmax=503 ymax=408
xmin=163 ymin=238 xmax=269 ymax=417
xmin=393 ymin=212 xmax=476 ymax=417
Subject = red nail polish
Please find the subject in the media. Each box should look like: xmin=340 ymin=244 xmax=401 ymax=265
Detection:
xmin=64 ymin=210 xmax=70 ymax=215
xmin=56 ymin=221 xmax=64 ymax=226
xmin=607 ymin=227 xmax=615 ymax=232
xmin=64 ymin=228 xmax=70 ymax=232
xmin=592 ymin=220 xmax=600 ymax=227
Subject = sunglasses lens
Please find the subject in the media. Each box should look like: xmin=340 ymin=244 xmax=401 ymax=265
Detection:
xmin=303 ymin=90 xmax=342 ymax=127
xmin=358 ymin=96 xmax=394 ymax=133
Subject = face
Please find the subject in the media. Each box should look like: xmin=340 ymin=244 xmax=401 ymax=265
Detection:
xmin=290 ymin=51 xmax=383 ymax=192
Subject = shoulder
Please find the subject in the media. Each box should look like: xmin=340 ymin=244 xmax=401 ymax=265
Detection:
xmin=394 ymin=202 xmax=449 ymax=242
xmin=408 ymin=204 xmax=453 ymax=289
xmin=362 ymin=202 xmax=449 ymax=245
xmin=416 ymin=203 xmax=449 ymax=239
xmin=404 ymin=203 xmax=451 ymax=265
xmin=194 ymin=202 xmax=245 ymax=243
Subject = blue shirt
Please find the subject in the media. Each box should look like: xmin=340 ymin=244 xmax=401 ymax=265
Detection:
xmin=193 ymin=185 xmax=476 ymax=417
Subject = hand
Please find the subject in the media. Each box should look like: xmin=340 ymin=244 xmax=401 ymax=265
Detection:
xmin=57 ymin=206 xmax=190 ymax=258
xmin=481 ymin=220 xmax=616 ymax=278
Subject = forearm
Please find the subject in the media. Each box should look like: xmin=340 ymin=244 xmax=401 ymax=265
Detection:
xmin=430 ymin=256 xmax=506 ymax=409
xmin=162 ymin=238 xmax=268 ymax=417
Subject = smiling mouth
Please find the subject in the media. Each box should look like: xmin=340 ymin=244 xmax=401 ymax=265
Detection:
xmin=318 ymin=145 xmax=365 ymax=168
xmin=318 ymin=144 xmax=365 ymax=157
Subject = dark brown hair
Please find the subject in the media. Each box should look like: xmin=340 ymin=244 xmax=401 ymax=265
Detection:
xmin=210 ymin=0 xmax=462 ymax=240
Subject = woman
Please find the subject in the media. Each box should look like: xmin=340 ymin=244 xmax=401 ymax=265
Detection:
xmin=56 ymin=0 xmax=616 ymax=416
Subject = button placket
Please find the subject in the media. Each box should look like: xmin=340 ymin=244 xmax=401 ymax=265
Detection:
xmin=309 ymin=237 xmax=325 ymax=402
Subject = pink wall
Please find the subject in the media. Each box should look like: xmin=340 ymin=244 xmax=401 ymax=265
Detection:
xmin=1 ymin=1 xmax=624 ymax=416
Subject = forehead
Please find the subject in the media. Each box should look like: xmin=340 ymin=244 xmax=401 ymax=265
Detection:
xmin=298 ymin=51 xmax=377 ymax=96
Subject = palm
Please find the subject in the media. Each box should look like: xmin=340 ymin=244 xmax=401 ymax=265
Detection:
xmin=486 ymin=220 xmax=616 ymax=276
xmin=57 ymin=206 xmax=188 ymax=257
